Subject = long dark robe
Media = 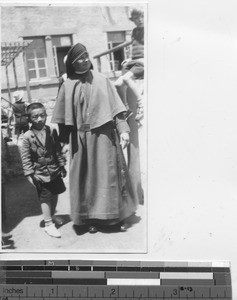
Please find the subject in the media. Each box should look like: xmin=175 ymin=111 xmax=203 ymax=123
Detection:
xmin=51 ymin=70 xmax=138 ymax=225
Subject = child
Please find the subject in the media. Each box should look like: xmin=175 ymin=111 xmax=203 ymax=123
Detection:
xmin=115 ymin=8 xmax=144 ymax=123
xmin=11 ymin=90 xmax=29 ymax=142
xmin=21 ymin=103 xmax=67 ymax=238
xmin=1 ymin=131 xmax=14 ymax=249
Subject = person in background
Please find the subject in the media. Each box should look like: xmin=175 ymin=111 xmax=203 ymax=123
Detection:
xmin=1 ymin=132 xmax=14 ymax=249
xmin=57 ymin=55 xmax=68 ymax=93
xmin=115 ymin=8 xmax=144 ymax=124
xmin=21 ymin=103 xmax=67 ymax=238
xmin=11 ymin=90 xmax=29 ymax=142
xmin=51 ymin=42 xmax=138 ymax=234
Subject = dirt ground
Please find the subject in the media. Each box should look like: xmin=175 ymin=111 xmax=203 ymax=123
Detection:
xmin=2 ymin=169 xmax=146 ymax=253
xmin=2 ymin=93 xmax=147 ymax=253
xmin=2 ymin=120 xmax=147 ymax=253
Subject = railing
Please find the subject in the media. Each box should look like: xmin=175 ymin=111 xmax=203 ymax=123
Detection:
xmin=93 ymin=40 xmax=132 ymax=73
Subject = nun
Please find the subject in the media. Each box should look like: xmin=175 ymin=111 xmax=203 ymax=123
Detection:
xmin=51 ymin=43 xmax=138 ymax=234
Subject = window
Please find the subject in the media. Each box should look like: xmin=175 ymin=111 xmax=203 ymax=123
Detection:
xmin=107 ymin=31 xmax=127 ymax=71
xmin=51 ymin=35 xmax=72 ymax=47
xmin=24 ymin=37 xmax=48 ymax=80
xmin=23 ymin=34 xmax=72 ymax=81
xmin=51 ymin=35 xmax=72 ymax=77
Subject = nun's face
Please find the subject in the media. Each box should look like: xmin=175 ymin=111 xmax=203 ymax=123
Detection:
xmin=72 ymin=52 xmax=91 ymax=74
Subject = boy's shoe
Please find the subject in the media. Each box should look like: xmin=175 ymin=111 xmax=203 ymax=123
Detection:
xmin=124 ymin=109 xmax=133 ymax=120
xmin=44 ymin=224 xmax=61 ymax=238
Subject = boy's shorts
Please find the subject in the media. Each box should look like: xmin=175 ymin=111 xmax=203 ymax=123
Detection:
xmin=36 ymin=175 xmax=66 ymax=203
xmin=124 ymin=59 xmax=144 ymax=79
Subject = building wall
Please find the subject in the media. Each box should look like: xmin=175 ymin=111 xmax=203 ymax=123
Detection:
xmin=1 ymin=5 xmax=135 ymax=102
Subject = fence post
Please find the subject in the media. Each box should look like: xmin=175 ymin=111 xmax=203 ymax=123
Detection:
xmin=22 ymin=49 xmax=31 ymax=103
xmin=97 ymin=57 xmax=101 ymax=72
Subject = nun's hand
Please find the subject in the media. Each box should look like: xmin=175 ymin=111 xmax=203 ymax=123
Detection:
xmin=120 ymin=132 xmax=130 ymax=149
xmin=60 ymin=166 xmax=67 ymax=178
xmin=61 ymin=143 xmax=69 ymax=154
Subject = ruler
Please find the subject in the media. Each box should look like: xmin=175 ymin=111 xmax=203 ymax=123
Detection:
xmin=0 ymin=260 xmax=232 ymax=299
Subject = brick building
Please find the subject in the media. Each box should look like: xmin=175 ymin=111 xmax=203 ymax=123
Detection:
xmin=1 ymin=5 xmax=139 ymax=103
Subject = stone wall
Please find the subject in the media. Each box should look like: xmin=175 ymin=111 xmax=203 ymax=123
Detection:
xmin=1 ymin=5 xmax=134 ymax=91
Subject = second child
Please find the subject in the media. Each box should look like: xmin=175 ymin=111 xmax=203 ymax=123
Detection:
xmin=115 ymin=8 xmax=144 ymax=123
xmin=21 ymin=103 xmax=67 ymax=238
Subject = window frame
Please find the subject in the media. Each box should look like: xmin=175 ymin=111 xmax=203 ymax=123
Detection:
xmin=23 ymin=34 xmax=73 ymax=82
xmin=26 ymin=48 xmax=48 ymax=81
xmin=24 ymin=36 xmax=48 ymax=81
xmin=107 ymin=31 xmax=128 ymax=72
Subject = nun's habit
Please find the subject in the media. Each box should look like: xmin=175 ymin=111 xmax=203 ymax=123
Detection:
xmin=51 ymin=43 xmax=138 ymax=227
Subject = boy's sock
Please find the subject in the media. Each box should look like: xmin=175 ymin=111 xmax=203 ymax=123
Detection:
xmin=41 ymin=202 xmax=52 ymax=223
xmin=41 ymin=202 xmax=61 ymax=238
xmin=44 ymin=218 xmax=53 ymax=227
xmin=50 ymin=195 xmax=64 ymax=226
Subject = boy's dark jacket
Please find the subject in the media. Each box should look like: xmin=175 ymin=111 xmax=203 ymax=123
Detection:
xmin=21 ymin=125 xmax=65 ymax=183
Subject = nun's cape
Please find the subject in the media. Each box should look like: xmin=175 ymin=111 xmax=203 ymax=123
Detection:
xmin=52 ymin=70 xmax=125 ymax=129
xmin=51 ymin=70 xmax=137 ymax=226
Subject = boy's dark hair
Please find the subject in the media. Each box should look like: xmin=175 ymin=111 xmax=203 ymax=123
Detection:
xmin=27 ymin=102 xmax=46 ymax=116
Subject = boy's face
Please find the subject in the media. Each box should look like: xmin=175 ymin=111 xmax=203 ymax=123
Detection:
xmin=132 ymin=15 xmax=144 ymax=28
xmin=29 ymin=108 xmax=47 ymax=130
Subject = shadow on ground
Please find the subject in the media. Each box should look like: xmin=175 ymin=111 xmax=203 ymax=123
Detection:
xmin=3 ymin=175 xmax=42 ymax=232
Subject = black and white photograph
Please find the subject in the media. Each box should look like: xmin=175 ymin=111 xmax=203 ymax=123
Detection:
xmin=1 ymin=3 xmax=147 ymax=252
xmin=3 ymin=0 xmax=237 ymax=298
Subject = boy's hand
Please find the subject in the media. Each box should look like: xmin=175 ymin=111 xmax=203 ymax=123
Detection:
xmin=26 ymin=175 xmax=41 ymax=190
xmin=26 ymin=175 xmax=34 ymax=186
xmin=60 ymin=166 xmax=67 ymax=178
xmin=120 ymin=132 xmax=130 ymax=149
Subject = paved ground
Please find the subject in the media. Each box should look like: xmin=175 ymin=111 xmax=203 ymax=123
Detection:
xmin=2 ymin=114 xmax=147 ymax=253
xmin=3 ymin=171 xmax=146 ymax=253
xmin=2 ymin=89 xmax=147 ymax=253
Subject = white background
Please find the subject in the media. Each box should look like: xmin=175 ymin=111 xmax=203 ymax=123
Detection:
xmin=149 ymin=0 xmax=237 ymax=297
xmin=2 ymin=0 xmax=237 ymax=298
